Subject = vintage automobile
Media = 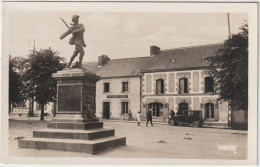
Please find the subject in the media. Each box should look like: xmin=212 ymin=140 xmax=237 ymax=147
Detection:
xmin=168 ymin=110 xmax=204 ymax=127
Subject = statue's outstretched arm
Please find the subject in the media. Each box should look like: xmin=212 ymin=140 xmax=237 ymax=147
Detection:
xmin=73 ymin=24 xmax=85 ymax=33
xmin=60 ymin=28 xmax=72 ymax=40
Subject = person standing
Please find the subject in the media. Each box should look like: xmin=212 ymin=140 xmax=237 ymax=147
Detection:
xmin=128 ymin=109 xmax=132 ymax=121
xmin=168 ymin=109 xmax=175 ymax=124
xmin=146 ymin=109 xmax=154 ymax=127
xmin=137 ymin=111 xmax=142 ymax=126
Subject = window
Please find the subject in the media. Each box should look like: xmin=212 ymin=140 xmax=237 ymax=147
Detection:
xmin=156 ymin=79 xmax=164 ymax=94
xmin=121 ymin=102 xmax=128 ymax=114
xmin=205 ymin=77 xmax=214 ymax=93
xmin=104 ymin=83 xmax=110 ymax=93
xmin=122 ymin=82 xmax=128 ymax=92
xmin=179 ymin=78 xmax=188 ymax=94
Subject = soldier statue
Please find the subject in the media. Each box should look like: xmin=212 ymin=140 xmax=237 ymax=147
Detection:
xmin=60 ymin=15 xmax=86 ymax=68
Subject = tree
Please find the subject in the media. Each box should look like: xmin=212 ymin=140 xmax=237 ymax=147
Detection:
xmin=23 ymin=49 xmax=65 ymax=120
xmin=9 ymin=56 xmax=24 ymax=113
xmin=206 ymin=23 xmax=248 ymax=111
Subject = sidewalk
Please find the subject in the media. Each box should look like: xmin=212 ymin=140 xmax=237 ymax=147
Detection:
xmin=8 ymin=115 xmax=229 ymax=129
xmin=9 ymin=115 xmax=53 ymax=121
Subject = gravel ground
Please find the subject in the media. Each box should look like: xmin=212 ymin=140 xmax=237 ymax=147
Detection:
xmin=9 ymin=119 xmax=247 ymax=159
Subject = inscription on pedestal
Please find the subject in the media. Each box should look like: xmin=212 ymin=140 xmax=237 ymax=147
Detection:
xmin=58 ymin=86 xmax=81 ymax=112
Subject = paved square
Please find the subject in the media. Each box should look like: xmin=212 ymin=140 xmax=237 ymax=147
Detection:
xmin=9 ymin=119 xmax=247 ymax=159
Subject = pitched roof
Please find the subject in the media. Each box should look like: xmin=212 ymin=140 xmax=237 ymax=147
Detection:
xmin=144 ymin=43 xmax=223 ymax=72
xmin=82 ymin=43 xmax=223 ymax=78
xmin=81 ymin=61 xmax=99 ymax=74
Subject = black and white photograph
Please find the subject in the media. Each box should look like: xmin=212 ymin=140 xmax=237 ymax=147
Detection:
xmin=1 ymin=1 xmax=258 ymax=166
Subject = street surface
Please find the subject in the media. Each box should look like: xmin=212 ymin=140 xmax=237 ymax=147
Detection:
xmin=9 ymin=119 xmax=247 ymax=159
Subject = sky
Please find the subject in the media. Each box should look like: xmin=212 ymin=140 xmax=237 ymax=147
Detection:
xmin=2 ymin=3 xmax=248 ymax=63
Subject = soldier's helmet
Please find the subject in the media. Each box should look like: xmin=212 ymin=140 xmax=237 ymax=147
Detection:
xmin=72 ymin=15 xmax=79 ymax=22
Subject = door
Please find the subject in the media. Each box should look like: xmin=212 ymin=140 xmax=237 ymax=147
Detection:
xmin=103 ymin=102 xmax=110 ymax=119
xmin=205 ymin=103 xmax=214 ymax=119
xmin=179 ymin=103 xmax=188 ymax=115
xmin=178 ymin=102 xmax=189 ymax=122
xmin=148 ymin=103 xmax=163 ymax=117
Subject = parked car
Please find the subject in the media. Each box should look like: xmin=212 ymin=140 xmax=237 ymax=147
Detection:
xmin=168 ymin=110 xmax=203 ymax=127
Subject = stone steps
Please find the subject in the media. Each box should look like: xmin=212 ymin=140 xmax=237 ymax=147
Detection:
xmin=33 ymin=128 xmax=115 ymax=140
xmin=18 ymin=120 xmax=126 ymax=154
xmin=47 ymin=122 xmax=103 ymax=130
xmin=18 ymin=136 xmax=126 ymax=154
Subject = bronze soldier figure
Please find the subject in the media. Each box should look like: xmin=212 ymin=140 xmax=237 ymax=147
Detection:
xmin=60 ymin=15 xmax=86 ymax=68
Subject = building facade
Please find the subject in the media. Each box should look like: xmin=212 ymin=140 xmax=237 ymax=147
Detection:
xmin=86 ymin=55 xmax=149 ymax=120
xmin=140 ymin=44 xmax=228 ymax=123
xmin=10 ymin=100 xmax=54 ymax=117
xmin=141 ymin=70 xmax=228 ymax=123
xmin=88 ymin=43 xmax=228 ymax=123
xmin=95 ymin=76 xmax=141 ymax=120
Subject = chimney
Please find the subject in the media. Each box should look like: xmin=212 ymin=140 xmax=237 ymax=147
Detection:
xmin=98 ymin=55 xmax=110 ymax=66
xmin=150 ymin=45 xmax=160 ymax=56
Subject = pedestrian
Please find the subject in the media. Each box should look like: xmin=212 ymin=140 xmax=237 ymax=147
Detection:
xmin=137 ymin=111 xmax=142 ymax=126
xmin=146 ymin=109 xmax=154 ymax=127
xmin=168 ymin=109 xmax=175 ymax=124
xmin=128 ymin=109 xmax=132 ymax=121
xmin=170 ymin=109 xmax=175 ymax=118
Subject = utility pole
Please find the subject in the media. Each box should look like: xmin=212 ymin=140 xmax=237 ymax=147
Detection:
xmin=227 ymin=13 xmax=231 ymax=39
xmin=33 ymin=40 xmax=36 ymax=53
xmin=30 ymin=39 xmax=36 ymax=117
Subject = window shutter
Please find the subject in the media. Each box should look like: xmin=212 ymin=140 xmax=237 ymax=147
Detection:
xmin=165 ymin=103 xmax=168 ymax=108
xmin=215 ymin=103 xmax=219 ymax=109
xmin=200 ymin=103 xmax=204 ymax=109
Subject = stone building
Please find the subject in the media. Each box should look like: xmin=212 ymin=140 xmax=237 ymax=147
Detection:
xmin=83 ymin=55 xmax=150 ymax=120
xmin=83 ymin=43 xmax=228 ymax=124
xmin=140 ymin=44 xmax=229 ymax=123
xmin=10 ymin=100 xmax=53 ymax=117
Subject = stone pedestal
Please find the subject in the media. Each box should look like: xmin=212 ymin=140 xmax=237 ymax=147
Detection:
xmin=52 ymin=68 xmax=100 ymax=122
xmin=18 ymin=68 xmax=126 ymax=154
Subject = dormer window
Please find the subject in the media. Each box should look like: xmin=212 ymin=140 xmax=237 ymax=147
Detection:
xmin=201 ymin=57 xmax=206 ymax=62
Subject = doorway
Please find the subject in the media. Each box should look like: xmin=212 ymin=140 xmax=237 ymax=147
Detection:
xmin=148 ymin=103 xmax=163 ymax=117
xmin=205 ymin=103 xmax=214 ymax=119
xmin=178 ymin=102 xmax=189 ymax=115
xmin=103 ymin=102 xmax=110 ymax=119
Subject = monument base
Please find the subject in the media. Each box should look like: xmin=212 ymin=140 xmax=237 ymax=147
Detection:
xmin=52 ymin=114 xmax=99 ymax=123
xmin=18 ymin=68 xmax=126 ymax=154
xmin=18 ymin=120 xmax=126 ymax=154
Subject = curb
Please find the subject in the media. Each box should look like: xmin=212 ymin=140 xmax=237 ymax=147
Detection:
xmin=9 ymin=117 xmax=228 ymax=128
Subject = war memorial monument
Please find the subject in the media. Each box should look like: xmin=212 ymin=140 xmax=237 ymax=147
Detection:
xmin=18 ymin=15 xmax=126 ymax=154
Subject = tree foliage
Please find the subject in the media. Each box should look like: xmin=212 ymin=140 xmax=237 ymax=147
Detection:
xmin=23 ymin=49 xmax=65 ymax=120
xmin=9 ymin=56 xmax=24 ymax=113
xmin=206 ymin=23 xmax=248 ymax=111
